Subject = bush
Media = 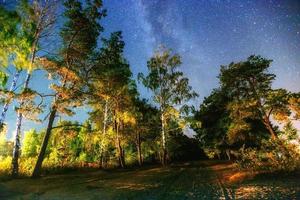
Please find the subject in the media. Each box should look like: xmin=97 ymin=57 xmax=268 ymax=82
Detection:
xmin=236 ymin=138 xmax=300 ymax=172
xmin=0 ymin=156 xmax=12 ymax=175
xmin=19 ymin=157 xmax=36 ymax=176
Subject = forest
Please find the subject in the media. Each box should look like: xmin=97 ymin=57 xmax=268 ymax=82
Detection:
xmin=0 ymin=0 xmax=300 ymax=199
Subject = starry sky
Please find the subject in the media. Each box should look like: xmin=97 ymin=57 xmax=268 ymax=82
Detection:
xmin=2 ymin=0 xmax=300 ymax=138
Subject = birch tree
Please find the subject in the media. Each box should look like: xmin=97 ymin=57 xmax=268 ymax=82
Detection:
xmin=10 ymin=0 xmax=58 ymax=177
xmin=89 ymin=32 xmax=136 ymax=168
xmin=139 ymin=47 xmax=198 ymax=165
xmin=0 ymin=5 xmax=31 ymax=130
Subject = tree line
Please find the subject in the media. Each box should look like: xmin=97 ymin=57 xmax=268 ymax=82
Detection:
xmin=0 ymin=0 xmax=299 ymax=178
xmin=0 ymin=0 xmax=200 ymax=177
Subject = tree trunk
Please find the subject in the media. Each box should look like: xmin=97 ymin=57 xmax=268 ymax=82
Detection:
xmin=31 ymin=107 xmax=57 ymax=178
xmin=11 ymin=32 xmax=38 ymax=177
xmin=11 ymin=72 xmax=31 ymax=177
xmin=115 ymin=118 xmax=125 ymax=168
xmin=263 ymin=117 xmax=277 ymax=139
xmin=100 ymin=99 xmax=108 ymax=168
xmin=161 ymin=113 xmax=167 ymax=166
xmin=11 ymin=112 xmax=22 ymax=177
xmin=0 ymin=70 xmax=21 ymax=128
xmin=116 ymin=137 xmax=125 ymax=168
xmin=136 ymin=131 xmax=142 ymax=166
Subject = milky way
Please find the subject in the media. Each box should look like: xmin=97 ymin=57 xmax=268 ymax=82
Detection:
xmin=103 ymin=0 xmax=300 ymax=105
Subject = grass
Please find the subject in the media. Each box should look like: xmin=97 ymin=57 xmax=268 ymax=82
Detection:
xmin=0 ymin=160 xmax=299 ymax=200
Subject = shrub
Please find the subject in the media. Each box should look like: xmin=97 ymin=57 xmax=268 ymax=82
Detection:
xmin=19 ymin=157 xmax=36 ymax=176
xmin=236 ymin=138 xmax=300 ymax=172
xmin=0 ymin=156 xmax=12 ymax=175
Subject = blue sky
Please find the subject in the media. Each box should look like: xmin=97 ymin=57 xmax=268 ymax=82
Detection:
xmin=2 ymin=0 xmax=300 ymax=139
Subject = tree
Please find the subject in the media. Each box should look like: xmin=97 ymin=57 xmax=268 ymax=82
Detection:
xmin=0 ymin=5 xmax=31 ymax=130
xmin=131 ymin=98 xmax=160 ymax=166
xmin=22 ymin=129 xmax=40 ymax=158
xmin=32 ymin=0 xmax=105 ymax=177
xmin=139 ymin=47 xmax=198 ymax=165
xmin=0 ymin=125 xmax=13 ymax=158
xmin=289 ymin=93 xmax=300 ymax=120
xmin=47 ymin=120 xmax=81 ymax=167
xmin=10 ymin=0 xmax=58 ymax=177
xmin=193 ymin=89 xmax=231 ymax=150
xmin=89 ymin=32 xmax=137 ymax=168
xmin=219 ymin=55 xmax=291 ymax=140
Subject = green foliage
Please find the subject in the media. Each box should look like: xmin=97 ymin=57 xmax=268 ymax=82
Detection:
xmin=139 ymin=47 xmax=198 ymax=164
xmin=0 ymin=0 xmax=298 ymax=179
xmin=0 ymin=156 xmax=12 ymax=175
xmin=281 ymin=121 xmax=298 ymax=141
xmin=193 ymin=89 xmax=231 ymax=148
xmin=138 ymin=47 xmax=198 ymax=111
xmin=0 ymin=3 xmax=34 ymax=71
xmin=194 ymin=55 xmax=295 ymax=160
xmin=219 ymin=55 xmax=291 ymax=139
xmin=22 ymin=129 xmax=41 ymax=157
xmin=0 ymin=128 xmax=13 ymax=158
xmin=0 ymin=72 xmax=8 ymax=90
xmin=236 ymin=139 xmax=300 ymax=172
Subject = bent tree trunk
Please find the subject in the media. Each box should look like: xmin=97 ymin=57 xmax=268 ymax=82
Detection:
xmin=0 ymin=70 xmax=21 ymax=129
xmin=263 ymin=116 xmax=278 ymax=139
xmin=11 ymin=72 xmax=31 ymax=177
xmin=32 ymin=107 xmax=57 ymax=178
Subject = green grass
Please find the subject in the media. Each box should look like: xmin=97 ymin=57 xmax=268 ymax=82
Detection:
xmin=0 ymin=161 xmax=299 ymax=200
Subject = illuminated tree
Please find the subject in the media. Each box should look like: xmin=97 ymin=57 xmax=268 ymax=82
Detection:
xmin=21 ymin=129 xmax=40 ymax=158
xmin=219 ymin=56 xmax=291 ymax=141
xmin=289 ymin=93 xmax=300 ymax=120
xmin=131 ymin=98 xmax=160 ymax=166
xmin=10 ymin=0 xmax=58 ymax=177
xmin=89 ymin=32 xmax=136 ymax=168
xmin=0 ymin=6 xmax=31 ymax=130
xmin=32 ymin=0 xmax=105 ymax=177
xmin=139 ymin=47 xmax=198 ymax=165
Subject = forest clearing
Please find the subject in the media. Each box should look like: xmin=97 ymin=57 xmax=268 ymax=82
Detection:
xmin=0 ymin=0 xmax=300 ymax=199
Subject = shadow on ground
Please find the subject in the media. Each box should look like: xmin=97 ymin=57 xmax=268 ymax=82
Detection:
xmin=0 ymin=161 xmax=299 ymax=200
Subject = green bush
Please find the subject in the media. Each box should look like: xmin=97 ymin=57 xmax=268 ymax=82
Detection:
xmin=236 ymin=138 xmax=300 ymax=172
xmin=0 ymin=156 xmax=12 ymax=175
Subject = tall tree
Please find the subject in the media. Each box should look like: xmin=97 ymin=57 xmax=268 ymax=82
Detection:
xmin=131 ymin=98 xmax=160 ymax=166
xmin=10 ymin=0 xmax=58 ymax=177
xmin=219 ymin=55 xmax=291 ymax=140
xmin=193 ymin=89 xmax=231 ymax=150
xmin=139 ymin=47 xmax=198 ymax=165
xmin=32 ymin=0 xmax=105 ymax=177
xmin=0 ymin=5 xmax=31 ymax=130
xmin=89 ymin=32 xmax=136 ymax=168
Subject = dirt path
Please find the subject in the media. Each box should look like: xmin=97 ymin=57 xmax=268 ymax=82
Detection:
xmin=0 ymin=161 xmax=299 ymax=199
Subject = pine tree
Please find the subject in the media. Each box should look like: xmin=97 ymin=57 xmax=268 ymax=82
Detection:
xmin=10 ymin=0 xmax=58 ymax=177
xmin=32 ymin=0 xmax=105 ymax=177
xmin=89 ymin=32 xmax=136 ymax=168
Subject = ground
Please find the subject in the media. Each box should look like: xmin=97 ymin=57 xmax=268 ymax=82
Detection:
xmin=0 ymin=161 xmax=299 ymax=200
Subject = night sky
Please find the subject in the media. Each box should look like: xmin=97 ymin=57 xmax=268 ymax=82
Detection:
xmin=2 ymin=0 xmax=300 ymax=138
